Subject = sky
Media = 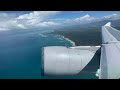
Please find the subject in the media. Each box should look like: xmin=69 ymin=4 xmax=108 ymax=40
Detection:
xmin=0 ymin=11 xmax=120 ymax=31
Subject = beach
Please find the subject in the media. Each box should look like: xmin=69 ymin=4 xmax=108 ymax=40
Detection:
xmin=56 ymin=34 xmax=76 ymax=46
xmin=64 ymin=37 xmax=76 ymax=47
xmin=51 ymin=29 xmax=102 ymax=46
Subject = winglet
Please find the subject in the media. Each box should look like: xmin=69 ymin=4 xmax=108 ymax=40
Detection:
xmin=104 ymin=22 xmax=111 ymax=27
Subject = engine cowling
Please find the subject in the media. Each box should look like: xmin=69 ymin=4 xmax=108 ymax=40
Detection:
xmin=41 ymin=46 xmax=100 ymax=76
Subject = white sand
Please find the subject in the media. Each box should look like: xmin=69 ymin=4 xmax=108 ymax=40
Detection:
xmin=56 ymin=34 xmax=76 ymax=46
xmin=64 ymin=37 xmax=76 ymax=46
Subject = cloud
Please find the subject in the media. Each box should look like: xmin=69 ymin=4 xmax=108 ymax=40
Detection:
xmin=0 ymin=27 xmax=10 ymax=31
xmin=71 ymin=11 xmax=84 ymax=13
xmin=64 ymin=14 xmax=97 ymax=25
xmin=75 ymin=14 xmax=96 ymax=21
xmin=0 ymin=12 xmax=120 ymax=31
xmin=0 ymin=13 xmax=16 ymax=21
xmin=103 ymin=14 xmax=120 ymax=20
xmin=17 ymin=11 xmax=60 ymax=20
xmin=0 ymin=13 xmax=18 ymax=30
xmin=16 ymin=11 xmax=61 ymax=29
xmin=0 ymin=11 xmax=61 ymax=31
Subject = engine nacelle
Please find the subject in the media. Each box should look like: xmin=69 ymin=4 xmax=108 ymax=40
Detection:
xmin=41 ymin=46 xmax=100 ymax=76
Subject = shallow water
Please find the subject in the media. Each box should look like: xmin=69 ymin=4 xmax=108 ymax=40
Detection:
xmin=0 ymin=30 xmax=99 ymax=79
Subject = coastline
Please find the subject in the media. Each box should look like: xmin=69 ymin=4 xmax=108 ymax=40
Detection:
xmin=60 ymin=35 xmax=76 ymax=47
xmin=47 ymin=33 xmax=77 ymax=46
xmin=49 ymin=33 xmax=77 ymax=47
xmin=63 ymin=36 xmax=76 ymax=47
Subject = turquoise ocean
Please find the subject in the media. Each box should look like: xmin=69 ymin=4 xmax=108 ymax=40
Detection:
xmin=0 ymin=29 xmax=99 ymax=79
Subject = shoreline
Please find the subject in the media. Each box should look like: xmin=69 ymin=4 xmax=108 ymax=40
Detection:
xmin=60 ymin=35 xmax=76 ymax=47
xmin=63 ymin=36 xmax=76 ymax=47
xmin=53 ymin=34 xmax=77 ymax=47
xmin=48 ymin=32 xmax=77 ymax=46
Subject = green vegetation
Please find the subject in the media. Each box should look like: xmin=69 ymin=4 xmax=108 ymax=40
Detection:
xmin=51 ymin=27 xmax=102 ymax=46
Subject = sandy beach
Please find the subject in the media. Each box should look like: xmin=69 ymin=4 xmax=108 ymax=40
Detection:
xmin=55 ymin=34 xmax=76 ymax=46
xmin=64 ymin=36 xmax=76 ymax=47
xmin=65 ymin=38 xmax=76 ymax=47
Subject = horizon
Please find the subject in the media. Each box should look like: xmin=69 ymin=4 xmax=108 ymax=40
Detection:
xmin=0 ymin=11 xmax=120 ymax=31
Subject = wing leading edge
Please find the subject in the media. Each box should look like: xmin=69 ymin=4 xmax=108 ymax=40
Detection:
xmin=100 ymin=22 xmax=120 ymax=79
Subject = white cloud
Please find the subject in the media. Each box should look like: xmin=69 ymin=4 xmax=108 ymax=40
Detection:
xmin=0 ymin=12 xmax=120 ymax=31
xmin=0 ymin=11 xmax=61 ymax=31
xmin=0 ymin=27 xmax=10 ymax=31
xmin=16 ymin=11 xmax=61 ymax=29
xmin=75 ymin=14 xmax=96 ymax=21
xmin=17 ymin=11 xmax=60 ymax=20
xmin=64 ymin=14 xmax=97 ymax=25
xmin=51 ymin=18 xmax=65 ymax=21
xmin=103 ymin=14 xmax=120 ymax=20
xmin=37 ymin=21 xmax=60 ymax=27
xmin=0 ymin=13 xmax=19 ymax=30
xmin=0 ymin=13 xmax=16 ymax=21
xmin=17 ymin=24 xmax=26 ymax=29
xmin=71 ymin=11 xmax=84 ymax=13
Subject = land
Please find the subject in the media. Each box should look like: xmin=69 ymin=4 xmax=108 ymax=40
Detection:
xmin=50 ymin=19 xmax=120 ymax=46
xmin=50 ymin=27 xmax=102 ymax=46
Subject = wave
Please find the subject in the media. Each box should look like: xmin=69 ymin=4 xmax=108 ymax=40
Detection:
xmin=54 ymin=34 xmax=76 ymax=46
xmin=39 ymin=34 xmax=47 ymax=37
xmin=64 ymin=37 xmax=76 ymax=46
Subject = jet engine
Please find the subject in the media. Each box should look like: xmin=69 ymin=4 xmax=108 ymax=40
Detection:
xmin=41 ymin=46 xmax=100 ymax=76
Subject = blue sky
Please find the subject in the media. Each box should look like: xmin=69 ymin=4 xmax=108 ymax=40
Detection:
xmin=0 ymin=11 xmax=120 ymax=31
xmin=2 ymin=11 xmax=120 ymax=18
xmin=54 ymin=11 xmax=120 ymax=18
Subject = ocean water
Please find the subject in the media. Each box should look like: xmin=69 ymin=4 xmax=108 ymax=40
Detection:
xmin=0 ymin=30 xmax=99 ymax=79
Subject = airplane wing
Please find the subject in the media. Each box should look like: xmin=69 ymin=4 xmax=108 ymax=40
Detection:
xmin=99 ymin=22 xmax=120 ymax=79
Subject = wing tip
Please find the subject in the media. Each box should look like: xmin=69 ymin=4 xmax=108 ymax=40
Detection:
xmin=104 ymin=22 xmax=111 ymax=27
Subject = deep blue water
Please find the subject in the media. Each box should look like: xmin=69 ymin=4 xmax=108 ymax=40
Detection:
xmin=0 ymin=30 xmax=74 ymax=79
xmin=0 ymin=29 xmax=99 ymax=79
